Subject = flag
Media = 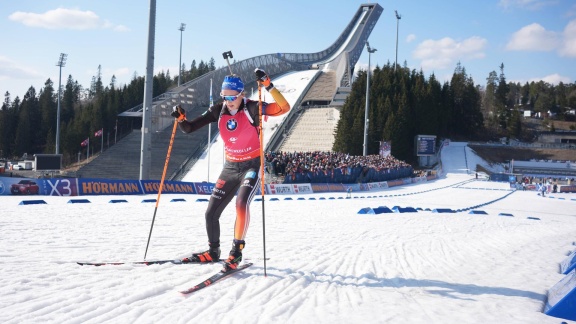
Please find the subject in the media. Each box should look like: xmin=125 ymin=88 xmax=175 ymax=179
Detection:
xmin=379 ymin=141 xmax=391 ymax=157
xmin=95 ymin=129 xmax=103 ymax=137
xmin=80 ymin=138 xmax=89 ymax=147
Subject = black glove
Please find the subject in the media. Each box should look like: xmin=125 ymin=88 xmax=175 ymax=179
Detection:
xmin=171 ymin=105 xmax=186 ymax=122
xmin=254 ymin=68 xmax=272 ymax=89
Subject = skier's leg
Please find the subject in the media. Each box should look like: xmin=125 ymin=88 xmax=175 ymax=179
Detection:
xmin=224 ymin=158 xmax=260 ymax=271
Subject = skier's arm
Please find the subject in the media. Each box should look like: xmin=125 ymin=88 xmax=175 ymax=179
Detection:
xmin=171 ymin=105 xmax=218 ymax=133
xmin=255 ymin=68 xmax=290 ymax=117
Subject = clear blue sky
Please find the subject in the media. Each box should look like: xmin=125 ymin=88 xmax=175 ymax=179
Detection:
xmin=1 ymin=0 xmax=575 ymax=100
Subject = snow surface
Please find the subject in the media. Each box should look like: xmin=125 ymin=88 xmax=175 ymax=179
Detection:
xmin=2 ymin=142 xmax=576 ymax=324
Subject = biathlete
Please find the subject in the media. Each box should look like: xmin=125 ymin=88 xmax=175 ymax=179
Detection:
xmin=171 ymin=68 xmax=290 ymax=271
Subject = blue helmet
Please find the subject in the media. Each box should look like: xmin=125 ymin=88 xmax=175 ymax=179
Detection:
xmin=221 ymin=75 xmax=244 ymax=92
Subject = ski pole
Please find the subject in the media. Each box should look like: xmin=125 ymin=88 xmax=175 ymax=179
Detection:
xmin=258 ymin=80 xmax=267 ymax=277
xmin=144 ymin=118 xmax=179 ymax=260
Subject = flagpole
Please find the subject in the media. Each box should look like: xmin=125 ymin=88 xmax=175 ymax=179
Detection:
xmin=86 ymin=138 xmax=89 ymax=160
xmin=101 ymin=128 xmax=104 ymax=153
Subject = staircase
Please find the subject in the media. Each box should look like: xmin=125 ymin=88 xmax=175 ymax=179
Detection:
xmin=278 ymin=107 xmax=340 ymax=152
xmin=75 ymin=123 xmax=214 ymax=181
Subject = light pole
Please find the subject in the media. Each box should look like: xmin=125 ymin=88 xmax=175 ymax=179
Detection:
xmin=395 ymin=10 xmax=402 ymax=73
xmin=178 ymin=23 xmax=186 ymax=86
xmin=363 ymin=42 xmax=377 ymax=156
xmin=140 ymin=0 xmax=156 ymax=180
xmin=55 ymin=53 xmax=67 ymax=154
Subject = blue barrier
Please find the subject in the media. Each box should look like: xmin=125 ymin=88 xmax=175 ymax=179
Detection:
xmin=527 ymin=216 xmax=540 ymax=220
xmin=109 ymin=199 xmax=128 ymax=203
xmin=284 ymin=197 xmax=293 ymax=200
xmin=19 ymin=200 xmax=47 ymax=205
xmin=544 ymin=270 xmax=576 ymax=321
xmin=498 ymin=213 xmax=514 ymax=217
xmin=358 ymin=207 xmax=375 ymax=214
xmin=308 ymin=197 xmax=316 ymax=200
xmin=561 ymin=251 xmax=576 ymax=274
xmin=142 ymin=199 xmax=156 ymax=203
xmin=433 ymin=208 xmax=455 ymax=213
xmin=68 ymin=199 xmax=91 ymax=204
xmin=196 ymin=198 xmax=209 ymax=202
xmin=297 ymin=197 xmax=305 ymax=200
xmin=270 ymin=198 xmax=279 ymax=201
xmin=254 ymin=198 xmax=262 ymax=201
xmin=373 ymin=206 xmax=393 ymax=214
xmin=393 ymin=206 xmax=418 ymax=213
xmin=170 ymin=198 xmax=186 ymax=202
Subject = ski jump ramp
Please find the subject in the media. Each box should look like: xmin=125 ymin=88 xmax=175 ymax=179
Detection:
xmin=119 ymin=3 xmax=383 ymax=132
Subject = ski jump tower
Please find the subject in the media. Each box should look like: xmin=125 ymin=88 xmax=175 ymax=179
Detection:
xmin=119 ymin=3 xmax=383 ymax=132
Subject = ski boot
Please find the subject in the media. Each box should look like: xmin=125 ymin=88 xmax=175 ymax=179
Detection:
xmin=222 ymin=239 xmax=245 ymax=272
xmin=182 ymin=242 xmax=220 ymax=263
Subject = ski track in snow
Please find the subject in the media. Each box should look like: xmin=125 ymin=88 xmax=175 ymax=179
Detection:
xmin=1 ymin=142 xmax=576 ymax=323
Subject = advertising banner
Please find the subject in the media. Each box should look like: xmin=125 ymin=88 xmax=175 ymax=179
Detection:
xmin=42 ymin=178 xmax=79 ymax=196
xmin=560 ymin=185 xmax=576 ymax=193
xmin=194 ymin=182 xmax=215 ymax=195
xmin=268 ymin=184 xmax=293 ymax=195
xmin=328 ymin=183 xmax=347 ymax=192
xmin=367 ymin=182 xmax=389 ymax=190
xmin=292 ymin=184 xmax=312 ymax=194
xmin=0 ymin=177 xmax=45 ymax=196
xmin=311 ymin=183 xmax=330 ymax=193
xmin=387 ymin=179 xmax=405 ymax=188
xmin=78 ymin=178 xmax=143 ymax=195
xmin=140 ymin=180 xmax=196 ymax=195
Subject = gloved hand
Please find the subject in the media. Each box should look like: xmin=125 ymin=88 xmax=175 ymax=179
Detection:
xmin=254 ymin=68 xmax=272 ymax=89
xmin=171 ymin=105 xmax=186 ymax=122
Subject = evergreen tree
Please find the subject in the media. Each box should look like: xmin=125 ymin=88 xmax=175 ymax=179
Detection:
xmin=15 ymin=87 xmax=37 ymax=156
xmin=422 ymin=73 xmax=441 ymax=135
xmin=484 ymin=71 xmax=498 ymax=129
xmin=189 ymin=60 xmax=198 ymax=80
xmin=449 ymin=64 xmax=483 ymax=137
xmin=495 ymin=63 xmax=510 ymax=129
xmin=39 ymin=79 xmax=57 ymax=153
xmin=508 ymin=108 xmax=522 ymax=139
xmin=520 ymin=82 xmax=530 ymax=107
xmin=4 ymin=95 xmax=20 ymax=158
xmin=333 ymin=70 xmax=366 ymax=153
xmin=389 ymin=93 xmax=413 ymax=161
xmin=0 ymin=92 xmax=13 ymax=158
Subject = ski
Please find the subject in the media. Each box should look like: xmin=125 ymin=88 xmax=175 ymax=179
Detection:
xmin=77 ymin=259 xmax=225 ymax=266
xmin=179 ymin=262 xmax=253 ymax=295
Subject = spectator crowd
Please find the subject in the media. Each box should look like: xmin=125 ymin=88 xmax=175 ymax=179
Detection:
xmin=264 ymin=151 xmax=414 ymax=184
